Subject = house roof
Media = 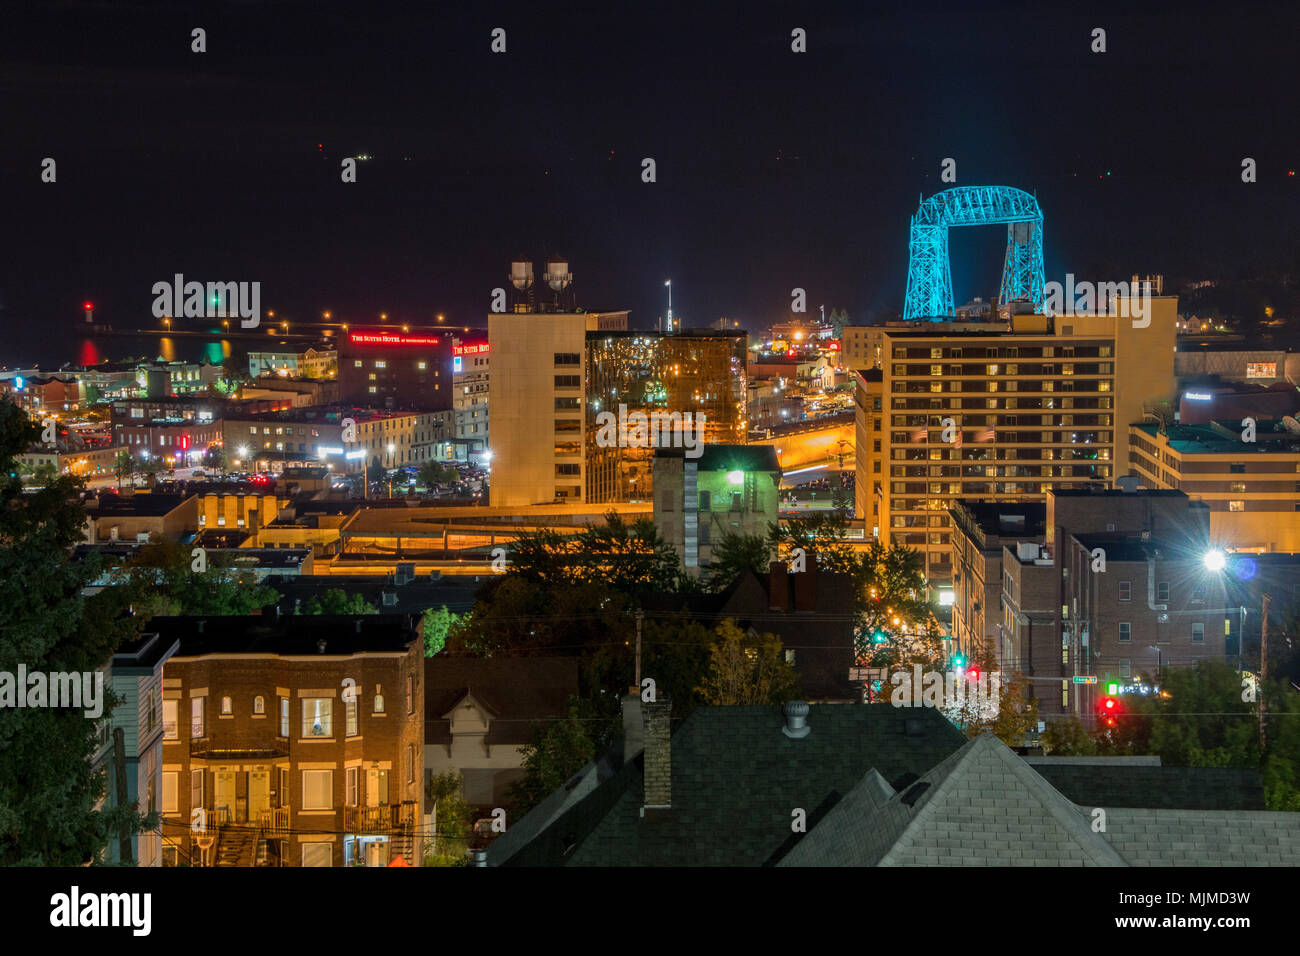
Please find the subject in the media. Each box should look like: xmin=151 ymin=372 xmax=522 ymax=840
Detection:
xmin=1029 ymin=763 xmax=1266 ymax=811
xmin=424 ymin=657 xmax=579 ymax=747
xmin=151 ymin=614 xmax=421 ymax=657
xmin=498 ymin=703 xmax=969 ymax=867
xmin=780 ymin=734 xmax=1291 ymax=867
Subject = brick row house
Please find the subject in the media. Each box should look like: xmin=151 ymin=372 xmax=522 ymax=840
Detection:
xmin=150 ymin=615 xmax=425 ymax=867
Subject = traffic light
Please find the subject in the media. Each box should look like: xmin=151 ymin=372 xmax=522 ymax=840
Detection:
xmin=968 ymin=666 xmax=981 ymax=681
xmin=1100 ymin=696 xmax=1120 ymax=728
xmin=871 ymin=630 xmax=888 ymax=644
xmin=951 ymin=653 xmax=966 ymax=668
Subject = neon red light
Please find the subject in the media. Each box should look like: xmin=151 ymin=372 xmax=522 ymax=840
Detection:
xmin=452 ymin=343 xmax=489 ymax=356
xmin=350 ymin=332 xmax=442 ymax=346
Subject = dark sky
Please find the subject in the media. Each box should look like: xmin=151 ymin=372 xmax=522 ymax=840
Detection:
xmin=1 ymin=0 xmax=1297 ymax=366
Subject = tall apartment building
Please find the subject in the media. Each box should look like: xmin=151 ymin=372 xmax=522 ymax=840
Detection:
xmin=858 ymin=302 xmax=1177 ymax=584
xmin=489 ymin=309 xmax=629 ymax=507
xmin=153 ymin=615 xmax=425 ymax=867
xmin=1129 ymin=420 xmax=1300 ymax=552
xmin=586 ymin=331 xmax=748 ymax=503
xmin=339 ymin=328 xmax=452 ymax=410
xmin=451 ymin=337 xmax=489 ymax=454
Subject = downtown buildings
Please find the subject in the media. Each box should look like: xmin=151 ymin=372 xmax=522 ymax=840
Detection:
xmin=489 ymin=303 xmax=748 ymax=507
xmin=856 ymin=300 xmax=1178 ymax=585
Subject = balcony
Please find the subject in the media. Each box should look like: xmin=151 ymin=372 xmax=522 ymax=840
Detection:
xmin=344 ymin=801 xmax=418 ymax=834
xmin=189 ymin=735 xmax=290 ymax=759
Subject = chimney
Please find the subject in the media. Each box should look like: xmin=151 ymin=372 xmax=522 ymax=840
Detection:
xmin=317 ymin=638 xmax=327 ymax=654
xmin=641 ymin=694 xmax=672 ymax=813
xmin=196 ymin=619 xmax=205 ymax=634
xmin=622 ymin=693 xmax=644 ymax=763
xmin=768 ymin=561 xmax=790 ymax=612
xmin=793 ymin=554 xmax=818 ymax=611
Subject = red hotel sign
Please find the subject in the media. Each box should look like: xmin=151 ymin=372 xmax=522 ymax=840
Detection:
xmin=349 ymin=332 xmax=442 ymax=346
xmin=452 ymin=343 xmax=489 ymax=356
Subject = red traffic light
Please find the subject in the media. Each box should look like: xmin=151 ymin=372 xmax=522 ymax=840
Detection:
xmin=1103 ymin=697 xmax=1117 ymax=710
xmin=83 ymin=302 xmax=93 ymax=310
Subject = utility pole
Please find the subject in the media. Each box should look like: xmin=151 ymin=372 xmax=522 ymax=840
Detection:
xmin=1260 ymin=592 xmax=1270 ymax=749
xmin=634 ymin=608 xmax=644 ymax=689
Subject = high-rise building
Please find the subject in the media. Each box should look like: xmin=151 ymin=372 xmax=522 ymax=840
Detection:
xmin=1128 ymin=420 xmax=1300 ymax=552
xmin=585 ymin=331 xmax=748 ymax=504
xmin=339 ymin=329 xmax=451 ymax=410
xmin=451 ymin=337 xmax=490 ymax=455
xmin=488 ymin=309 xmax=629 ymax=507
xmin=857 ymin=301 xmax=1177 ymax=584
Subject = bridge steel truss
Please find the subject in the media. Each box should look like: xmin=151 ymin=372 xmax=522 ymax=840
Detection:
xmin=903 ymin=186 xmax=1045 ymax=322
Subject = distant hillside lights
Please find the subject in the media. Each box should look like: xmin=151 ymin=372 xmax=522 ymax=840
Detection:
xmin=151 ymin=274 xmax=261 ymax=328
xmin=593 ymin=403 xmax=706 ymax=459
xmin=1040 ymin=273 xmax=1152 ymax=328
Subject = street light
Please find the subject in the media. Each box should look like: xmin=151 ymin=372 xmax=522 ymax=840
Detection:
xmin=1203 ymin=549 xmax=1227 ymax=572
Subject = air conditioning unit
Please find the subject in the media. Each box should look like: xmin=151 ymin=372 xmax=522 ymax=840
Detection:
xmin=381 ymin=591 xmax=398 ymax=607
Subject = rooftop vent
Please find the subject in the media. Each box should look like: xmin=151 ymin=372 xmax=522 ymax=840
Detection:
xmin=782 ymin=700 xmax=810 ymax=739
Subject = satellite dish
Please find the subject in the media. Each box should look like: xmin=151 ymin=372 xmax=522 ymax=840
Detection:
xmin=1282 ymin=415 xmax=1300 ymax=436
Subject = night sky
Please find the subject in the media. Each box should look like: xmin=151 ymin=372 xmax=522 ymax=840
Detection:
xmin=1 ymin=0 xmax=1297 ymax=366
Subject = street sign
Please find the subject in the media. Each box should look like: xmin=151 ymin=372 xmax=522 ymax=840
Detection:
xmin=1072 ymin=676 xmax=1098 ymax=684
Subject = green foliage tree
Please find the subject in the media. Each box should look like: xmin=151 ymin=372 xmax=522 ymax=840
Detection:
xmin=0 ymin=402 xmax=153 ymax=865
xmin=507 ymin=699 xmax=598 ymax=817
xmin=421 ymin=605 xmax=462 ymax=656
xmin=300 ymin=589 xmax=378 ymax=616
xmin=112 ymin=537 xmax=280 ymax=616
xmin=706 ymin=531 xmax=772 ymax=591
xmin=697 ymin=619 xmax=799 ymax=706
xmin=419 ymin=460 xmax=458 ymax=489
xmin=424 ymin=770 xmax=472 ymax=866
xmin=113 ymin=450 xmax=134 ymax=489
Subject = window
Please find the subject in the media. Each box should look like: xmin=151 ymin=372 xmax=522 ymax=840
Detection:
xmin=408 ymin=743 xmax=416 ymax=783
xmin=555 ymin=397 xmax=580 ymax=410
xmin=699 ymin=490 xmax=712 ymax=511
xmin=1118 ymin=622 xmax=1131 ymax=643
xmin=279 ymin=697 xmax=289 ymax=736
xmin=191 ymin=697 xmax=204 ymax=737
xmin=1118 ymin=581 xmax=1131 ymax=602
xmin=220 ymin=696 xmax=233 ymax=716
xmin=302 ymin=698 xmax=333 ymax=738
xmin=162 ymin=771 xmax=179 ymax=814
xmin=554 ymin=352 xmax=581 ymax=366
xmin=1229 ymin=463 xmax=1246 ymax=474
xmin=162 ymin=700 xmax=178 ymax=740
xmin=554 ymin=375 xmax=581 ymax=388
xmin=353 ymin=360 xmax=362 ymax=368
xmin=346 ymin=699 xmax=358 ymax=736
xmin=1119 ymin=659 xmax=1132 ymax=679
xmin=1229 ymin=500 xmax=1245 ymax=512
xmin=374 ymin=360 xmax=387 ymax=369
xmin=190 ymin=769 xmax=204 ymax=813
xmin=346 ymin=767 xmax=360 ymax=806
xmin=1229 ymin=481 xmax=1247 ymax=494
xmin=699 ymin=523 xmax=711 ymax=545
xmin=1157 ymin=582 xmax=1170 ymax=602
xmin=406 ymin=675 xmax=415 ymax=715
xmin=374 ymin=686 xmax=385 ymax=714
xmin=302 ymin=770 xmax=333 ymax=810
xmin=1192 ymin=622 xmax=1205 ymax=644
xmin=302 ymin=843 xmax=333 ymax=867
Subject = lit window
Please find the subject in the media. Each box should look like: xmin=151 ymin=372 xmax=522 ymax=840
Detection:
xmin=302 ymin=698 xmax=333 ymax=737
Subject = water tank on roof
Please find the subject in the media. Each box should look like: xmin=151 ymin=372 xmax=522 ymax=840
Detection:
xmin=509 ymin=260 xmax=534 ymax=291
xmin=544 ymin=258 xmax=572 ymax=292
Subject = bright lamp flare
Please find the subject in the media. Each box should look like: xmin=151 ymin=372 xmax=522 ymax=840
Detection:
xmin=1203 ymin=549 xmax=1227 ymax=572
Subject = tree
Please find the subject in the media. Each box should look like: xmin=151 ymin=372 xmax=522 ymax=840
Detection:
xmin=112 ymin=537 xmax=280 ymax=616
xmin=419 ymin=460 xmax=458 ymax=490
xmin=421 ymin=605 xmax=462 ymax=656
xmin=507 ymin=699 xmax=598 ymax=817
xmin=424 ymin=771 xmax=472 ymax=866
xmin=113 ymin=450 xmax=134 ymax=489
xmin=705 ymin=532 xmax=772 ymax=591
xmin=697 ymin=619 xmax=799 ymax=706
xmin=300 ymin=589 xmax=377 ymax=616
xmin=0 ymin=402 xmax=153 ymax=865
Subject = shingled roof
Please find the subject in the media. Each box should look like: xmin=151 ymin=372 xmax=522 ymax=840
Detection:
xmin=424 ymin=657 xmax=579 ymax=747
xmin=495 ymin=702 xmax=969 ymax=867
